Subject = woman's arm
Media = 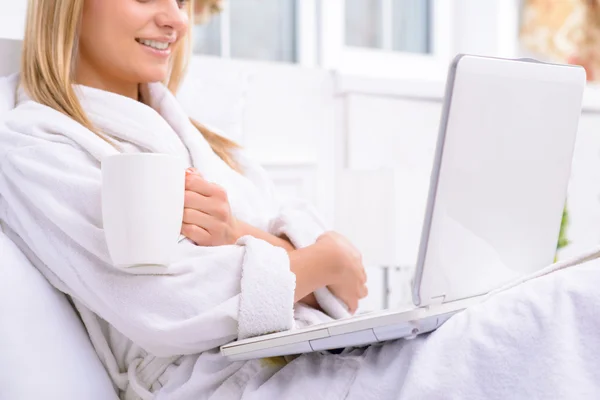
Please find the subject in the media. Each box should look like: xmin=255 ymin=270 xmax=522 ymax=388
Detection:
xmin=235 ymin=219 xmax=295 ymax=253
xmin=0 ymin=142 xmax=340 ymax=356
xmin=233 ymin=150 xmax=362 ymax=317
xmin=182 ymin=171 xmax=296 ymax=254
xmin=182 ymin=171 xmax=322 ymax=308
xmin=235 ymin=220 xmax=322 ymax=308
xmin=182 ymin=156 xmax=365 ymax=314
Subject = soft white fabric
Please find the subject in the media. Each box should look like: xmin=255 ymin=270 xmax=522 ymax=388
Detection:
xmin=0 ymin=229 xmax=119 ymax=400
xmin=0 ymin=74 xmax=343 ymax=399
xmin=1 ymin=76 xmax=117 ymax=399
xmin=236 ymin=236 xmax=294 ymax=340
xmin=165 ymin=254 xmax=600 ymax=400
xmin=348 ymin=259 xmax=600 ymax=400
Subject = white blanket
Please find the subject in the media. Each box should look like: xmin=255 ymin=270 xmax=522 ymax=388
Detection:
xmin=353 ymin=260 xmax=600 ymax=400
xmin=194 ymin=256 xmax=600 ymax=400
xmin=3 ymin=73 xmax=600 ymax=400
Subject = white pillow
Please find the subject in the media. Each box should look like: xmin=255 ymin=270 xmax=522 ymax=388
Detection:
xmin=0 ymin=231 xmax=118 ymax=400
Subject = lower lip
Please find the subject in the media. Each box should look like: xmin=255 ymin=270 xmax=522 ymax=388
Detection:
xmin=138 ymin=41 xmax=172 ymax=58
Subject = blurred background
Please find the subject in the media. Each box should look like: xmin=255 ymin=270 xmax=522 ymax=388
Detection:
xmin=191 ymin=0 xmax=600 ymax=79
xmin=2 ymin=0 xmax=600 ymax=312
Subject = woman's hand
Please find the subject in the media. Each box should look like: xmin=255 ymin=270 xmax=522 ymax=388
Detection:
xmin=182 ymin=169 xmax=240 ymax=246
xmin=315 ymin=232 xmax=368 ymax=314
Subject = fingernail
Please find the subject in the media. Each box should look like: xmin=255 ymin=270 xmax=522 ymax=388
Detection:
xmin=191 ymin=168 xmax=200 ymax=175
xmin=186 ymin=168 xmax=194 ymax=175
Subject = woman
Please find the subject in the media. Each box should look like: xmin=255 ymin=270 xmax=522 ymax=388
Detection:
xmin=2 ymin=1 xmax=600 ymax=399
xmin=1 ymin=0 xmax=368 ymax=397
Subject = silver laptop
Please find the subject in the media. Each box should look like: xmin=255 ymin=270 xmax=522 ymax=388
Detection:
xmin=221 ymin=55 xmax=586 ymax=361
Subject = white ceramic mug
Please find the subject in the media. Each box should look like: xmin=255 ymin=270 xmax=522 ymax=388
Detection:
xmin=101 ymin=153 xmax=186 ymax=268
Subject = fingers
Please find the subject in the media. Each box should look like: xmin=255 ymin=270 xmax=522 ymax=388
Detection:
xmin=184 ymin=190 xmax=217 ymax=214
xmin=183 ymin=208 xmax=219 ymax=232
xmin=184 ymin=190 xmax=208 ymax=211
xmin=344 ymin=285 xmax=369 ymax=314
xmin=347 ymin=299 xmax=359 ymax=315
xmin=359 ymin=284 xmax=369 ymax=299
xmin=347 ymin=286 xmax=368 ymax=315
xmin=185 ymin=171 xmax=231 ymax=221
xmin=185 ymin=172 xmax=213 ymax=196
xmin=181 ymin=223 xmax=210 ymax=246
xmin=185 ymin=170 xmax=228 ymax=199
xmin=185 ymin=190 xmax=231 ymax=222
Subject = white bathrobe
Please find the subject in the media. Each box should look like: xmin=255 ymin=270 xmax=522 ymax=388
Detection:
xmin=0 ymin=74 xmax=349 ymax=399
xmin=4 ymin=73 xmax=600 ymax=400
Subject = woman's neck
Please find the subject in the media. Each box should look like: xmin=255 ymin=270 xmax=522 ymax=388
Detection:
xmin=74 ymin=59 xmax=139 ymax=100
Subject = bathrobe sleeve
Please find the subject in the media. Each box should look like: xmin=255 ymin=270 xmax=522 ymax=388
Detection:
xmin=235 ymin=150 xmax=351 ymax=320
xmin=0 ymin=142 xmax=296 ymax=357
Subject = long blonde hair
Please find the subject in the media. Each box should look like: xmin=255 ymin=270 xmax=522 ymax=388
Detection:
xmin=20 ymin=0 xmax=240 ymax=170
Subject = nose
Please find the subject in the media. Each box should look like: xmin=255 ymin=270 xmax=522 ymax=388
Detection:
xmin=156 ymin=0 xmax=188 ymax=34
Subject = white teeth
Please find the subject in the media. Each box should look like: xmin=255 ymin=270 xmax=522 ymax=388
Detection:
xmin=138 ymin=39 xmax=169 ymax=50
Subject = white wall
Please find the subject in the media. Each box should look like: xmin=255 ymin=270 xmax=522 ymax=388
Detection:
xmin=452 ymin=0 xmax=521 ymax=58
xmin=0 ymin=1 xmax=26 ymax=76
xmin=0 ymin=39 xmax=21 ymax=76
xmin=559 ymin=110 xmax=600 ymax=260
xmin=0 ymin=2 xmax=27 ymax=40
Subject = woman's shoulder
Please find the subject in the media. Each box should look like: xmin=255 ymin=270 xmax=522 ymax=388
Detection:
xmin=0 ymin=111 xmax=44 ymax=162
xmin=0 ymin=75 xmax=56 ymax=126
xmin=1 ymin=102 xmax=72 ymax=150
xmin=0 ymin=112 xmax=90 ymax=171
xmin=0 ymin=102 xmax=107 ymax=167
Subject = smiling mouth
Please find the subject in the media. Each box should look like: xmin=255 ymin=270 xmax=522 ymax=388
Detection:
xmin=135 ymin=38 xmax=171 ymax=51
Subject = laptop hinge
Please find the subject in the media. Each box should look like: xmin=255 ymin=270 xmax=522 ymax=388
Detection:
xmin=429 ymin=295 xmax=446 ymax=307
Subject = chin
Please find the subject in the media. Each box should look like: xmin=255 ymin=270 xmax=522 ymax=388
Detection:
xmin=136 ymin=67 xmax=171 ymax=84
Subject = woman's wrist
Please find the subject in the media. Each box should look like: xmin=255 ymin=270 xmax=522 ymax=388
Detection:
xmin=311 ymin=235 xmax=341 ymax=283
xmin=231 ymin=220 xmax=338 ymax=302
xmin=231 ymin=217 xmax=244 ymax=242
xmin=233 ymin=219 xmax=295 ymax=252
xmin=289 ymin=244 xmax=335 ymax=302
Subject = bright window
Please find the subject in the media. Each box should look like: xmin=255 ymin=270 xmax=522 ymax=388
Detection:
xmin=345 ymin=0 xmax=432 ymax=54
xmin=191 ymin=0 xmax=521 ymax=81
xmin=193 ymin=0 xmax=298 ymax=63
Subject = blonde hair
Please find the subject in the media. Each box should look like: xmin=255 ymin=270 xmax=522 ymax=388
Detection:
xmin=20 ymin=0 xmax=240 ymax=170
